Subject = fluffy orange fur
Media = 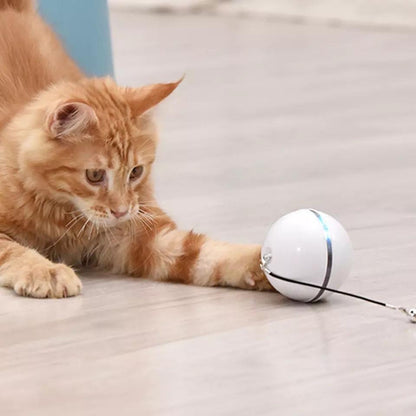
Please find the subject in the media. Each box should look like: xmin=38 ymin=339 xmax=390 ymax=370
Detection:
xmin=0 ymin=0 xmax=271 ymax=298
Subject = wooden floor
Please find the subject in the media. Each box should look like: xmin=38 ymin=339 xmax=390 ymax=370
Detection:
xmin=2 ymin=11 xmax=416 ymax=416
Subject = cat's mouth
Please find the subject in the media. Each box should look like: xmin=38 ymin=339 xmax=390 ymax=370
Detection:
xmin=87 ymin=211 xmax=132 ymax=228
xmin=69 ymin=204 xmax=133 ymax=231
xmin=88 ymin=209 xmax=155 ymax=231
xmin=70 ymin=203 xmax=155 ymax=232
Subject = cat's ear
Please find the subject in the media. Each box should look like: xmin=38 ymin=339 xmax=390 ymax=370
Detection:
xmin=126 ymin=77 xmax=183 ymax=117
xmin=46 ymin=102 xmax=98 ymax=139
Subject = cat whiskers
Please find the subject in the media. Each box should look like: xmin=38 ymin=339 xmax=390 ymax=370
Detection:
xmin=138 ymin=206 xmax=165 ymax=222
xmin=138 ymin=212 xmax=154 ymax=231
xmin=103 ymin=226 xmax=116 ymax=246
xmin=65 ymin=211 xmax=85 ymax=229
xmin=138 ymin=200 xmax=160 ymax=208
xmin=87 ymin=217 xmax=100 ymax=241
xmin=84 ymin=242 xmax=101 ymax=264
xmin=45 ymin=210 xmax=86 ymax=250
xmin=130 ymin=208 xmax=159 ymax=235
xmin=77 ymin=211 xmax=94 ymax=239
xmin=130 ymin=212 xmax=146 ymax=233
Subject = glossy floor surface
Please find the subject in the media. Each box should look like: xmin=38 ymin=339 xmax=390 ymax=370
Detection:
xmin=1 ymin=11 xmax=416 ymax=416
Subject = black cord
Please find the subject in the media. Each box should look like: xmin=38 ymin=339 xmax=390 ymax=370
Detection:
xmin=267 ymin=271 xmax=387 ymax=307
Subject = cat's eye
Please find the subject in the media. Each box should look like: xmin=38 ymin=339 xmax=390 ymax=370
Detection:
xmin=86 ymin=169 xmax=106 ymax=184
xmin=129 ymin=165 xmax=144 ymax=182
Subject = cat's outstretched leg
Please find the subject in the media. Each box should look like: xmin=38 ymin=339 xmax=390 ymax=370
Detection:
xmin=121 ymin=227 xmax=272 ymax=290
xmin=0 ymin=234 xmax=82 ymax=298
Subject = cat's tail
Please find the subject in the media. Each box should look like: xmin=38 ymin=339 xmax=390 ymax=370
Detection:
xmin=0 ymin=0 xmax=33 ymax=12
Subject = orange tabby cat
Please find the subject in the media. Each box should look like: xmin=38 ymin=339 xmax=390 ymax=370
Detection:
xmin=0 ymin=0 xmax=271 ymax=298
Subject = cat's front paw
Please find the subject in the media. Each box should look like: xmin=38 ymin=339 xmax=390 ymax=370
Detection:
xmin=240 ymin=246 xmax=274 ymax=291
xmin=13 ymin=262 xmax=82 ymax=298
xmin=243 ymin=266 xmax=274 ymax=291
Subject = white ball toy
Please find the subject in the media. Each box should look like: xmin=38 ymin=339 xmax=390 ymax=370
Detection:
xmin=261 ymin=209 xmax=352 ymax=302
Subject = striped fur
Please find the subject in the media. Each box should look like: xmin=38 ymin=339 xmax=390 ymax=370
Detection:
xmin=0 ymin=2 xmax=272 ymax=298
xmin=0 ymin=0 xmax=33 ymax=12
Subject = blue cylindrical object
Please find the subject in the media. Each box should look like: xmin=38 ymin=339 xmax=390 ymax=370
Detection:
xmin=38 ymin=0 xmax=114 ymax=77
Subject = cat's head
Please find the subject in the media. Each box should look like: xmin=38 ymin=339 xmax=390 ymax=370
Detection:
xmin=16 ymin=76 xmax=181 ymax=227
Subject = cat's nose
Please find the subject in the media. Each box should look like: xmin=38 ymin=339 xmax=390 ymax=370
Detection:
xmin=110 ymin=209 xmax=128 ymax=219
